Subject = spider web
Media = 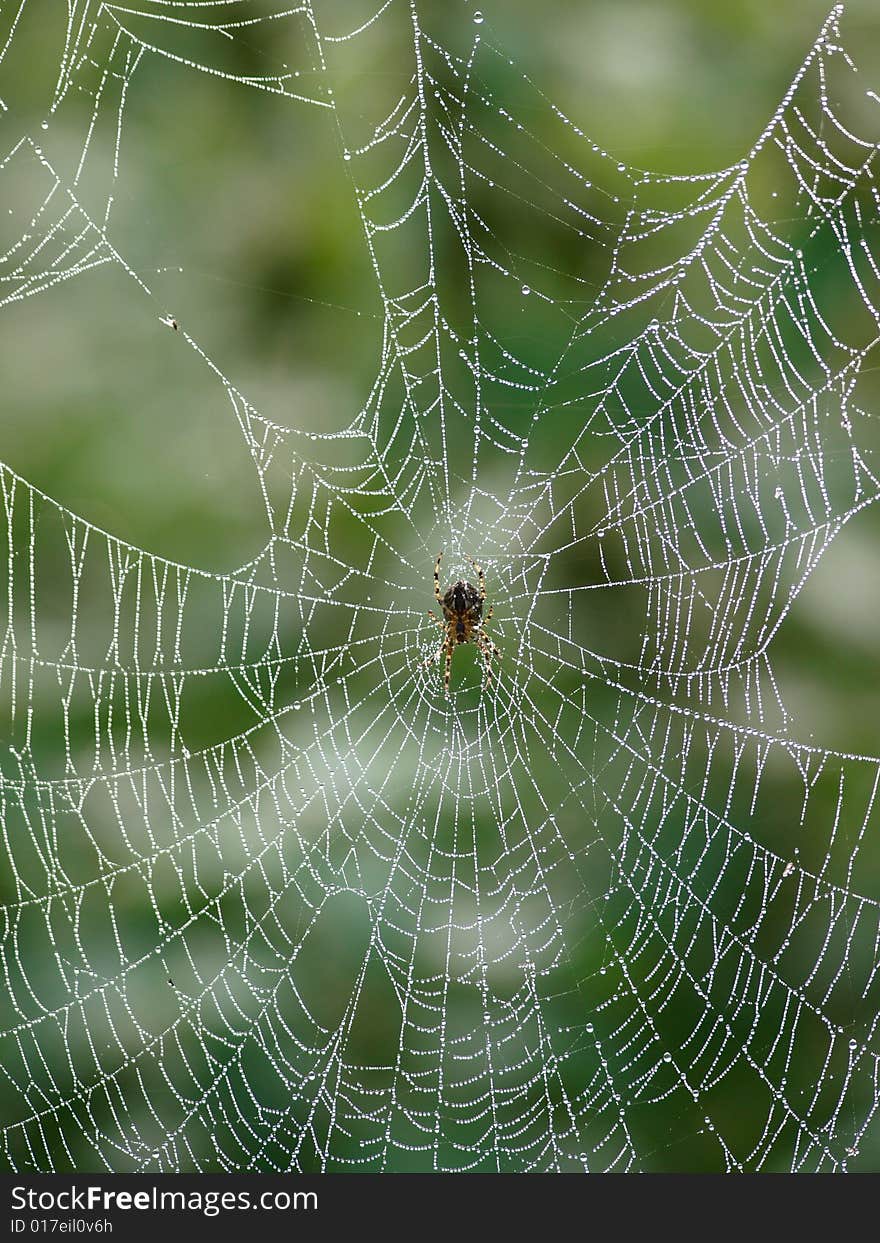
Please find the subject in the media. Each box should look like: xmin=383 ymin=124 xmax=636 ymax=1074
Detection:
xmin=1 ymin=0 xmax=880 ymax=1172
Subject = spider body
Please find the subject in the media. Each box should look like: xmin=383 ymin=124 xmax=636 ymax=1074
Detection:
xmin=426 ymin=553 xmax=500 ymax=692
xmin=444 ymin=580 xmax=482 ymax=641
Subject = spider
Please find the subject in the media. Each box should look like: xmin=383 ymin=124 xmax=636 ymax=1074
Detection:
xmin=426 ymin=552 xmax=500 ymax=693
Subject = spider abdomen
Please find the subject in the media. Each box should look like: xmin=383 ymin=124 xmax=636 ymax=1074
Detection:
xmin=442 ymin=579 xmax=482 ymax=622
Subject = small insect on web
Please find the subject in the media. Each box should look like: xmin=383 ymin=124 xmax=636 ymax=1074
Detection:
xmin=426 ymin=552 xmax=501 ymax=692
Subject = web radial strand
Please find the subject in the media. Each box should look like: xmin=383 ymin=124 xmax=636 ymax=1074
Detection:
xmin=0 ymin=2 xmax=879 ymax=1173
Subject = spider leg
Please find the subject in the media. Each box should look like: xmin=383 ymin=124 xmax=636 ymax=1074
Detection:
xmin=434 ymin=552 xmax=443 ymax=605
xmin=474 ymin=632 xmax=493 ymax=683
xmin=483 ymin=604 xmax=494 ymax=624
xmin=426 ymin=639 xmax=445 ymax=668
xmin=471 ymin=557 xmax=486 ymax=602
xmin=480 ymin=627 xmax=501 ymax=660
xmin=444 ymin=637 xmax=453 ymax=694
xmin=427 ymin=610 xmax=444 ymax=628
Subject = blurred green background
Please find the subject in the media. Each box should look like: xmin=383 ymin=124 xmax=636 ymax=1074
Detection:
xmin=1 ymin=0 xmax=880 ymax=1172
